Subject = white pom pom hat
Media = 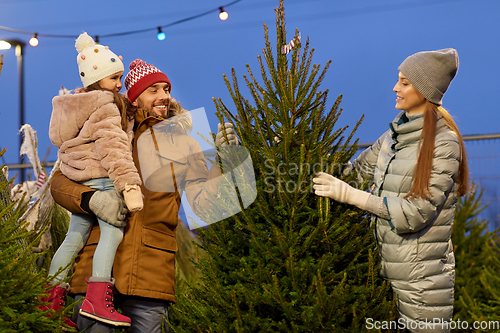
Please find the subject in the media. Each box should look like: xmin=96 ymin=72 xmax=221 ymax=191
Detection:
xmin=75 ymin=32 xmax=124 ymax=87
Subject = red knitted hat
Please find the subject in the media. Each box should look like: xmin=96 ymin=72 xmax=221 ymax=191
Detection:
xmin=124 ymin=59 xmax=171 ymax=102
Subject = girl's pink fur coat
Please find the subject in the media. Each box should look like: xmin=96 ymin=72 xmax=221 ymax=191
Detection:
xmin=49 ymin=90 xmax=141 ymax=193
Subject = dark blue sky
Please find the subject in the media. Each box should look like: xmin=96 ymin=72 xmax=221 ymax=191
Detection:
xmin=1 ymin=0 xmax=498 ymax=181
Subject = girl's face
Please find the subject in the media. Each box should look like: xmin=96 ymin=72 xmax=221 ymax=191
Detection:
xmin=393 ymin=71 xmax=427 ymax=114
xmin=98 ymin=71 xmax=124 ymax=93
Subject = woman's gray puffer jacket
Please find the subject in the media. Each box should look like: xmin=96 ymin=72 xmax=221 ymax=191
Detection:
xmin=353 ymin=110 xmax=460 ymax=332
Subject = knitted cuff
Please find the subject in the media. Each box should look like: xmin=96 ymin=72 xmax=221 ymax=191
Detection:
xmin=365 ymin=195 xmax=390 ymax=220
xmin=88 ymin=277 xmax=115 ymax=284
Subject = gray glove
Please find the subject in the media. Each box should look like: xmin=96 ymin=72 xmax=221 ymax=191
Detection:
xmin=215 ymin=123 xmax=239 ymax=146
xmin=89 ymin=190 xmax=128 ymax=227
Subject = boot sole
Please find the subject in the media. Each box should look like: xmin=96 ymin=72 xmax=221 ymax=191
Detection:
xmin=79 ymin=309 xmax=131 ymax=327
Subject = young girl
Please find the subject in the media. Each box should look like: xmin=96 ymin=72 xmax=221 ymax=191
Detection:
xmin=44 ymin=32 xmax=143 ymax=327
xmin=313 ymin=48 xmax=469 ymax=332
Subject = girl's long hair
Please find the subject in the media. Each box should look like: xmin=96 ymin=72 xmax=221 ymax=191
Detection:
xmin=84 ymin=82 xmax=130 ymax=131
xmin=405 ymin=102 xmax=470 ymax=199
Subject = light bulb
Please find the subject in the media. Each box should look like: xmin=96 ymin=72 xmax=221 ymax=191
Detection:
xmin=0 ymin=41 xmax=12 ymax=50
xmin=157 ymin=27 xmax=166 ymax=41
xmin=29 ymin=34 xmax=39 ymax=47
xmin=219 ymin=7 xmax=228 ymax=21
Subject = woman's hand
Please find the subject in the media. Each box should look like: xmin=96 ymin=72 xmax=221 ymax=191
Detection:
xmin=312 ymin=172 xmax=371 ymax=210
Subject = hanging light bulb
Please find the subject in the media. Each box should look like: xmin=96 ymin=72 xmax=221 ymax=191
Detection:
xmin=219 ymin=7 xmax=228 ymax=21
xmin=0 ymin=40 xmax=12 ymax=50
xmin=157 ymin=27 xmax=166 ymax=41
xmin=29 ymin=33 xmax=39 ymax=47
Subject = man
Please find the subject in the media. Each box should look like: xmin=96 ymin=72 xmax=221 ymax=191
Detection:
xmin=50 ymin=59 xmax=238 ymax=332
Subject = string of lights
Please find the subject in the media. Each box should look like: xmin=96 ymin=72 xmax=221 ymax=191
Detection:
xmin=0 ymin=0 xmax=241 ymax=47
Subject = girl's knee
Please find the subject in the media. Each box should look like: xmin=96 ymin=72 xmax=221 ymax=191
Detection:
xmin=101 ymin=225 xmax=124 ymax=245
xmin=62 ymin=232 xmax=86 ymax=251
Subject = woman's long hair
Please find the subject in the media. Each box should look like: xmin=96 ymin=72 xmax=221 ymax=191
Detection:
xmin=405 ymin=102 xmax=470 ymax=199
xmin=84 ymin=82 xmax=130 ymax=131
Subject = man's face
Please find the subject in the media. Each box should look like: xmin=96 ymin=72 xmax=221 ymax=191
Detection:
xmin=132 ymin=82 xmax=171 ymax=118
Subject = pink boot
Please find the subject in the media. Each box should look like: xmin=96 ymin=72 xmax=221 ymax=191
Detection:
xmin=39 ymin=283 xmax=78 ymax=329
xmin=79 ymin=277 xmax=131 ymax=327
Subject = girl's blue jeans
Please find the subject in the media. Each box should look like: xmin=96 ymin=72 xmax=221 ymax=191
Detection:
xmin=49 ymin=178 xmax=124 ymax=282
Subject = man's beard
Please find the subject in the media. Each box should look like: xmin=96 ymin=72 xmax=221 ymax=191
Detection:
xmin=137 ymin=100 xmax=170 ymax=118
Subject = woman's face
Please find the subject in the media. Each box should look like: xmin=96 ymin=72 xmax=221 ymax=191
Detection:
xmin=393 ymin=71 xmax=427 ymax=114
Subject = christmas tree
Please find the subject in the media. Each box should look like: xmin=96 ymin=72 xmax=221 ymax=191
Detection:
xmin=0 ymin=150 xmax=75 ymax=332
xmin=169 ymin=1 xmax=396 ymax=332
xmin=452 ymin=186 xmax=500 ymax=329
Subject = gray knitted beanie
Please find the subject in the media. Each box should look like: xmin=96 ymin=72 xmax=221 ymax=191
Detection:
xmin=398 ymin=48 xmax=458 ymax=105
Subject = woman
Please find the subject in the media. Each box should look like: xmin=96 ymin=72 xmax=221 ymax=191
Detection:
xmin=313 ymin=48 xmax=469 ymax=332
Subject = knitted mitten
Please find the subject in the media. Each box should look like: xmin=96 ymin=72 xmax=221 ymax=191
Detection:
xmin=122 ymin=184 xmax=143 ymax=212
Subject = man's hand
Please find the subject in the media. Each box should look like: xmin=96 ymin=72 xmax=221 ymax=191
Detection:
xmin=89 ymin=191 xmax=128 ymax=227
xmin=312 ymin=172 xmax=370 ymax=210
xmin=215 ymin=123 xmax=239 ymax=146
